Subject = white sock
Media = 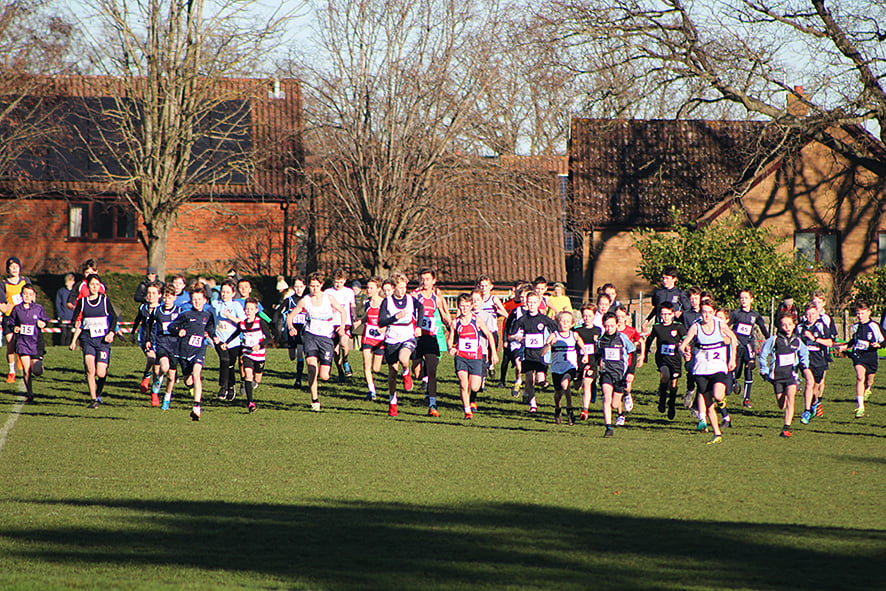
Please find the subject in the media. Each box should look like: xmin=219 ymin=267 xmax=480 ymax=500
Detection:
xmin=390 ymin=394 xmax=398 ymax=405
xmin=428 ymin=396 xmax=437 ymax=407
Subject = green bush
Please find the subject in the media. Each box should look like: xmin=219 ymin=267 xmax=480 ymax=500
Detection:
xmin=633 ymin=214 xmax=817 ymax=308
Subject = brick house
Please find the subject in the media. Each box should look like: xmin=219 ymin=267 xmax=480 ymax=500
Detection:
xmin=0 ymin=76 xmax=303 ymax=277
xmin=568 ymin=118 xmax=886 ymax=303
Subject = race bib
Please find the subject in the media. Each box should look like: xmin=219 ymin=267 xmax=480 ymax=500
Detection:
xmin=777 ymin=353 xmax=795 ymax=367
xmin=162 ymin=321 xmax=171 ymax=333
xmin=82 ymin=317 xmax=108 ymax=338
xmin=736 ymin=323 xmax=752 ymax=336
xmin=807 ymin=344 xmax=820 ymax=352
xmin=243 ymin=333 xmax=260 ymax=348
xmin=19 ymin=324 xmax=35 ymax=336
xmin=292 ymin=312 xmax=307 ymax=325
xmin=660 ymin=343 xmax=676 ymax=356
xmin=419 ymin=316 xmax=436 ymax=334
xmin=582 ymin=343 xmax=595 ymax=355
xmin=509 ymin=340 xmax=522 ymax=351
xmin=11 ymin=293 xmax=22 ymax=305
xmin=458 ymin=339 xmax=477 ymax=354
xmin=856 ymin=340 xmax=869 ymax=351
xmin=188 ymin=335 xmax=203 ymax=348
xmin=525 ymin=334 xmax=544 ymax=348
xmin=367 ymin=327 xmax=382 ymax=338
xmin=703 ymin=347 xmax=725 ymax=362
xmin=604 ymin=347 xmax=620 ymax=361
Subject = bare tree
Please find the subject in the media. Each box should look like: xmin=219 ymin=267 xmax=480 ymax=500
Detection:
xmin=297 ymin=0 xmax=531 ymax=275
xmin=77 ymin=0 xmax=292 ymax=277
xmin=0 ymin=0 xmax=79 ymax=208
xmin=543 ymin=0 xmax=886 ymax=177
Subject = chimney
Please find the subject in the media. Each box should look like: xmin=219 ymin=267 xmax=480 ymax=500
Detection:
xmin=787 ymin=85 xmax=809 ymax=117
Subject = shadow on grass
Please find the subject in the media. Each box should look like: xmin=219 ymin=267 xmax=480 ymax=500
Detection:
xmin=1 ymin=499 xmax=882 ymax=590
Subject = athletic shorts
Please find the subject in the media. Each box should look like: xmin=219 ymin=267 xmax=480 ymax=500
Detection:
xmin=736 ymin=342 xmax=756 ymax=368
xmin=852 ymin=351 xmax=878 ymax=376
xmin=361 ymin=341 xmax=385 ymax=355
xmin=598 ymin=372 xmax=627 ymax=393
xmin=80 ymin=337 xmax=111 ymax=363
xmin=154 ymin=339 xmax=178 ymax=363
xmin=522 ymin=359 xmax=548 ymax=375
xmin=385 ymin=340 xmax=416 ymax=366
xmin=454 ymin=356 xmax=485 ymax=377
xmin=414 ymin=334 xmax=440 ymax=358
xmin=303 ymin=332 xmax=334 ymax=366
xmin=807 ymin=365 xmax=827 ymax=384
xmin=178 ymin=355 xmax=204 ymax=377
xmin=242 ymin=357 xmax=265 ymax=374
xmin=658 ymin=363 xmax=682 ymax=381
xmin=694 ymin=372 xmax=728 ymax=396
xmin=772 ymin=378 xmax=797 ymax=396
xmin=552 ymin=370 xmax=576 ymax=387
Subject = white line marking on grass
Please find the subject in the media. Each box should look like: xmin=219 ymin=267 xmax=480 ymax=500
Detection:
xmin=0 ymin=398 xmax=26 ymax=456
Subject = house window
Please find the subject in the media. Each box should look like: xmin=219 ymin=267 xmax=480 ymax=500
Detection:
xmin=68 ymin=201 xmax=136 ymax=241
xmin=795 ymin=231 xmax=837 ymax=268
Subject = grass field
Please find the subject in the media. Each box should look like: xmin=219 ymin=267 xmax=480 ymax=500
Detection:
xmin=0 ymin=345 xmax=883 ymax=590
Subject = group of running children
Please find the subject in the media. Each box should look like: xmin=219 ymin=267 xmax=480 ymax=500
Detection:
xmin=1 ymin=258 xmax=880 ymax=440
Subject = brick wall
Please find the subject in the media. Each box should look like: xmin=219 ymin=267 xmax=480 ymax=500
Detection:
xmin=0 ymin=198 xmax=287 ymax=276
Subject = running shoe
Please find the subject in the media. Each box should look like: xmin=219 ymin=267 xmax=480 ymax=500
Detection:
xmin=464 ymin=411 xmax=473 ymax=419
xmin=190 ymin=405 xmax=201 ymax=421
xmin=780 ymin=429 xmax=792 ymax=438
xmin=151 ymin=392 xmax=160 ymax=407
xmin=855 ymin=407 xmax=865 ymax=418
xmin=226 ymin=387 xmax=237 ymax=402
xmin=697 ymin=420 xmax=708 ymax=432
xmin=470 ymin=401 xmax=478 ymax=410
xmin=510 ymin=387 xmax=521 ymax=398
xmin=140 ymin=376 xmax=150 ymax=394
xmin=579 ymin=409 xmax=589 ymax=421
xmin=864 ymin=387 xmax=871 ymax=402
xmin=707 ymin=435 xmax=723 ymax=445
xmin=366 ymin=391 xmax=377 ymax=401
xmin=743 ymin=398 xmax=752 ymax=408
xmin=667 ymin=400 xmax=676 ymax=420
xmin=567 ymin=409 xmax=575 ymax=426
xmin=721 ymin=416 xmax=732 ymax=428
xmin=388 ymin=403 xmax=398 ymax=417
xmin=161 ymin=399 xmax=170 ymax=410
xmin=813 ymin=401 xmax=823 ymax=417
xmin=497 ymin=381 xmax=507 ymax=389
xmin=683 ymin=390 xmax=695 ymax=408
xmin=218 ymin=387 xmax=228 ymax=401
xmin=615 ymin=415 xmax=625 ymax=426
xmin=623 ymin=392 xmax=634 ymax=412
xmin=311 ymin=401 xmax=322 ymax=412
xmin=528 ymin=406 xmax=538 ymax=413
xmin=603 ymin=427 xmax=614 ymax=438
xmin=800 ymin=410 xmax=811 ymax=424
xmin=6 ymin=372 xmax=15 ymax=384
xmin=248 ymin=402 xmax=256 ymax=413
xmin=403 ymin=372 xmax=413 ymax=392
xmin=554 ymin=407 xmax=563 ymax=425
xmin=428 ymin=406 xmax=439 ymax=417
xmin=152 ymin=376 xmax=163 ymax=395
xmin=690 ymin=409 xmax=700 ymax=421
xmin=343 ymin=361 xmax=353 ymax=377
xmin=87 ymin=399 xmax=100 ymax=409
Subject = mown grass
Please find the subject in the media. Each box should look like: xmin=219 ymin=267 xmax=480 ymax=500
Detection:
xmin=0 ymin=346 xmax=883 ymax=590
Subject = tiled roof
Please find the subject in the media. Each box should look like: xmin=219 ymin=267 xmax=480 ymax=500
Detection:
xmin=0 ymin=75 xmax=301 ymax=201
xmin=568 ymin=119 xmax=776 ymax=230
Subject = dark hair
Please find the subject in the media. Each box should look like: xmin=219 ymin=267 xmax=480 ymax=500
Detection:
xmin=659 ymin=301 xmax=674 ymax=311
xmin=332 ymin=268 xmax=347 ymax=280
xmin=81 ymin=258 xmax=97 ymax=274
xmin=457 ymin=293 xmax=472 ymax=305
xmin=662 ymin=265 xmax=678 ymax=278
xmin=221 ymin=278 xmax=237 ymax=291
xmin=579 ymin=302 xmax=596 ymax=313
xmin=602 ymin=311 xmax=617 ymax=324
xmin=85 ymin=273 xmax=102 ymax=286
xmin=419 ymin=267 xmax=436 ymax=278
xmin=162 ymin=285 xmax=177 ymax=297
xmin=533 ymin=276 xmax=548 ymax=286
xmin=245 ymin=297 xmax=259 ymax=307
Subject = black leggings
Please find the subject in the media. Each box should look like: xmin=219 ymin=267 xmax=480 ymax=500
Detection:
xmin=216 ymin=344 xmax=241 ymax=389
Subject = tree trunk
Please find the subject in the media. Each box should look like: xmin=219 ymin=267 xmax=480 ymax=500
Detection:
xmin=145 ymin=213 xmax=175 ymax=281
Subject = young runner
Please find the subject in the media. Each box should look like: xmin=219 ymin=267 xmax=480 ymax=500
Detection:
xmin=280 ymin=276 xmax=308 ymax=387
xmin=412 ymin=268 xmax=451 ymax=415
xmin=145 ymin=285 xmax=181 ymax=409
xmin=759 ymin=313 xmax=810 ymax=437
xmin=615 ymin=305 xmax=644 ymax=415
xmin=499 ymin=282 xmax=528 ymax=387
xmin=838 ymin=301 xmax=884 ymax=418
xmin=681 ymin=286 xmax=702 ymax=410
xmin=809 ymin=291 xmax=837 ymax=417
xmin=477 ymin=275 xmax=507 ymax=374
xmin=541 ymin=310 xmax=588 ymax=425
xmin=546 ymin=282 xmax=572 ymax=317
xmin=212 ymin=279 xmax=246 ymax=402
xmin=503 ymin=283 xmax=532 ymax=397
xmin=798 ymin=303 xmax=834 ymax=424
xmin=326 ymin=268 xmax=357 ymax=381
xmin=66 ymin=259 xmax=104 ymax=311
xmin=130 ymin=281 xmax=162 ymax=396
xmin=226 ymin=298 xmax=272 ymax=412
xmin=729 ymin=289 xmax=770 ymax=408
xmin=600 ymin=283 xmax=622 ymax=310
xmin=168 ymin=286 xmax=215 ymax=421
xmin=171 ymin=274 xmax=191 ymax=311
xmin=0 ymin=257 xmax=32 ymax=383
xmin=644 ymin=302 xmax=687 ymax=420
xmin=356 ymin=277 xmax=386 ymax=401
xmin=508 ymin=292 xmax=558 ymax=413
xmin=377 ymin=272 xmax=422 ymax=417
xmin=286 ymin=272 xmax=346 ymax=411
xmin=643 ymin=265 xmax=690 ymax=329
xmin=69 ymin=274 xmax=117 ymax=408
xmin=532 ymin=276 xmax=550 ymax=316
xmin=591 ymin=292 xmax=612 ymax=330
xmin=55 ymin=273 xmax=75 ymax=347
xmin=680 ymin=299 xmax=737 ymax=444
xmin=575 ymin=303 xmax=600 ymax=421
xmin=10 ymin=284 xmax=48 ymax=402
xmin=595 ymin=311 xmax=635 ymax=436
xmin=449 ymin=293 xmax=498 ymax=419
